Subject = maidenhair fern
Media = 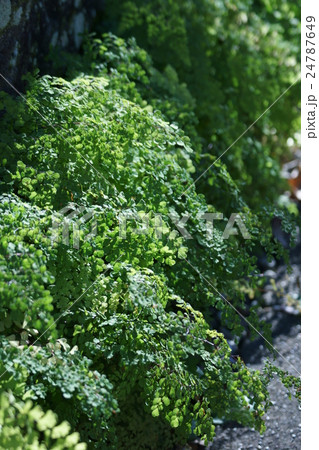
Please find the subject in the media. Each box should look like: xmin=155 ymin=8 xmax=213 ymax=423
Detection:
xmin=0 ymin=24 xmax=299 ymax=449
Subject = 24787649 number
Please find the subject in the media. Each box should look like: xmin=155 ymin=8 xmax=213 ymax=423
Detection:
xmin=306 ymin=16 xmax=316 ymax=79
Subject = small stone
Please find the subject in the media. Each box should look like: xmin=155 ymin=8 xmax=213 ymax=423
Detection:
xmin=264 ymin=269 xmax=276 ymax=278
xmin=263 ymin=291 xmax=275 ymax=305
xmin=292 ymin=434 xmax=296 ymax=438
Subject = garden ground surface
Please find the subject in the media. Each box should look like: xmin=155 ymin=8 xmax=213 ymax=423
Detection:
xmin=208 ymin=207 xmax=301 ymax=450
xmin=185 ymin=242 xmax=301 ymax=450
xmin=209 ymin=316 xmax=301 ymax=450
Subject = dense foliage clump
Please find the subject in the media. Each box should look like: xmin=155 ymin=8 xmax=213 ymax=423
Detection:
xmin=0 ymin=1 xmax=300 ymax=448
xmin=101 ymin=0 xmax=300 ymax=207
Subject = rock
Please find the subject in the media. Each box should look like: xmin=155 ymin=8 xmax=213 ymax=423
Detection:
xmin=263 ymin=290 xmax=275 ymax=306
xmin=0 ymin=0 xmax=105 ymax=91
xmin=0 ymin=0 xmax=12 ymax=30
xmin=264 ymin=269 xmax=277 ymax=279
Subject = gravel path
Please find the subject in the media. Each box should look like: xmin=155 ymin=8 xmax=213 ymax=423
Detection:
xmin=209 ymin=316 xmax=301 ymax=450
xmin=207 ymin=227 xmax=301 ymax=450
xmin=182 ymin=225 xmax=301 ymax=450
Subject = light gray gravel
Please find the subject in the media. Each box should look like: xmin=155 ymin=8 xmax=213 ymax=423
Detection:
xmin=209 ymin=320 xmax=301 ymax=450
